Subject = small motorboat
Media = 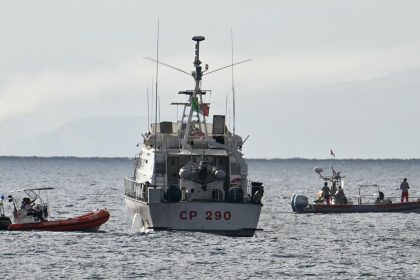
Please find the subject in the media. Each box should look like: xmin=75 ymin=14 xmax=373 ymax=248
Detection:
xmin=291 ymin=167 xmax=420 ymax=214
xmin=2 ymin=187 xmax=110 ymax=231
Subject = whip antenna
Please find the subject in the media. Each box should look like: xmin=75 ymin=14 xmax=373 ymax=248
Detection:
xmin=144 ymin=57 xmax=191 ymax=76
xmin=154 ymin=22 xmax=159 ymax=135
xmin=153 ymin=20 xmax=159 ymax=186
xmin=204 ymin=59 xmax=251 ymax=76
xmin=151 ymin=76 xmax=154 ymax=131
xmin=147 ymin=87 xmax=150 ymax=130
xmin=231 ymin=29 xmax=236 ymax=137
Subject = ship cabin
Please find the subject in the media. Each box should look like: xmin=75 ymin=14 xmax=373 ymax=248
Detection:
xmin=124 ymin=115 xmax=263 ymax=205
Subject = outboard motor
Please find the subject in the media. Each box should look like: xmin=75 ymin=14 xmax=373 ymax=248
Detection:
xmin=251 ymin=182 xmax=264 ymax=204
xmin=0 ymin=195 xmax=12 ymax=230
xmin=291 ymin=194 xmax=309 ymax=213
xmin=0 ymin=216 xmax=12 ymax=230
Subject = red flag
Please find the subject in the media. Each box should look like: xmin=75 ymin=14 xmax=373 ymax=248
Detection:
xmin=330 ymin=149 xmax=335 ymax=157
xmin=200 ymin=104 xmax=210 ymax=117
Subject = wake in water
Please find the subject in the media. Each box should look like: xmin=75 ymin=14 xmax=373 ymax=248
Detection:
xmin=131 ymin=212 xmax=142 ymax=232
xmin=131 ymin=212 xmax=152 ymax=234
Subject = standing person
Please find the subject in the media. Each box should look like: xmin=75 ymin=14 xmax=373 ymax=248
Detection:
xmin=400 ymin=178 xmax=410 ymax=203
xmin=335 ymin=186 xmax=348 ymax=204
xmin=322 ymin=182 xmax=331 ymax=205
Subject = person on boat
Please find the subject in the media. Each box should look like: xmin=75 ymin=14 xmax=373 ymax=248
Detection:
xmin=321 ymin=182 xmax=331 ymax=205
xmin=330 ymin=182 xmax=337 ymax=198
xmin=21 ymin=197 xmax=35 ymax=211
xmin=400 ymin=178 xmax=410 ymax=203
xmin=335 ymin=186 xmax=348 ymax=204
xmin=21 ymin=197 xmax=43 ymax=220
xmin=376 ymin=191 xmax=385 ymax=203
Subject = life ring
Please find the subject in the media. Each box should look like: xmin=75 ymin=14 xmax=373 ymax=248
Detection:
xmin=230 ymin=177 xmax=241 ymax=185
xmin=191 ymin=131 xmax=205 ymax=139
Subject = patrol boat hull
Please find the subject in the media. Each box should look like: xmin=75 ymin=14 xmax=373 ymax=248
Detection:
xmin=125 ymin=196 xmax=262 ymax=237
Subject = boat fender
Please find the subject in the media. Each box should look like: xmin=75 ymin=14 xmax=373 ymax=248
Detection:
xmin=213 ymin=169 xmax=226 ymax=180
xmin=179 ymin=167 xmax=193 ymax=180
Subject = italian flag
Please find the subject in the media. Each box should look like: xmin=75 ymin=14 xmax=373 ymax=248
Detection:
xmin=191 ymin=97 xmax=199 ymax=112
xmin=200 ymin=104 xmax=210 ymax=117
xmin=191 ymin=97 xmax=210 ymax=116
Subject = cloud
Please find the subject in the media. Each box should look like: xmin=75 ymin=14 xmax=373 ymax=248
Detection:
xmin=2 ymin=38 xmax=420 ymax=123
xmin=236 ymin=40 xmax=420 ymax=93
xmin=0 ymin=60 xmax=147 ymax=122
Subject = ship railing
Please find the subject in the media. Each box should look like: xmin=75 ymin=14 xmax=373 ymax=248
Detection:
xmin=124 ymin=177 xmax=147 ymax=201
xmin=356 ymin=195 xmax=383 ymax=205
xmin=402 ymin=196 xmax=420 ymax=203
xmin=355 ymin=195 xmax=420 ymax=205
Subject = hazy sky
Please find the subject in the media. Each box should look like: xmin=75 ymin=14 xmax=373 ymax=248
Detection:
xmin=1 ymin=1 xmax=420 ymax=158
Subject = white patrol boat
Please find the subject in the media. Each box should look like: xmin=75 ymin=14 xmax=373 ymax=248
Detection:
xmin=124 ymin=36 xmax=264 ymax=237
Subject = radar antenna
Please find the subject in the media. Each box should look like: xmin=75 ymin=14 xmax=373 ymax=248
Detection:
xmin=182 ymin=36 xmax=207 ymax=144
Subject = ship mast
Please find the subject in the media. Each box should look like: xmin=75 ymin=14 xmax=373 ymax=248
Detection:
xmin=182 ymin=36 xmax=208 ymax=146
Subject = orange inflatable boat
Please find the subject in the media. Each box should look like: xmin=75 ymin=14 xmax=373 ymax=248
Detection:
xmin=7 ymin=209 xmax=110 ymax=231
xmin=3 ymin=187 xmax=110 ymax=232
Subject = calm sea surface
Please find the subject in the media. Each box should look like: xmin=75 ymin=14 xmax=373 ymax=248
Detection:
xmin=1 ymin=157 xmax=420 ymax=279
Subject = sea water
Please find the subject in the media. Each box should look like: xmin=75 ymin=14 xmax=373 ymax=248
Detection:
xmin=1 ymin=157 xmax=420 ymax=279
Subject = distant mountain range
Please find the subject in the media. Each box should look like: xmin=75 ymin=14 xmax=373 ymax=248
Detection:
xmin=2 ymin=68 xmax=420 ymax=158
xmin=238 ymin=68 xmax=420 ymax=159
xmin=0 ymin=116 xmax=147 ymax=157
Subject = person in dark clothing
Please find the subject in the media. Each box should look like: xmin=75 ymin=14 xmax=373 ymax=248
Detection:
xmin=321 ymin=182 xmax=331 ymax=205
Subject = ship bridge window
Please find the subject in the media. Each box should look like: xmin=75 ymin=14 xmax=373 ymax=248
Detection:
xmin=213 ymin=136 xmax=225 ymax=144
xmin=155 ymin=162 xmax=166 ymax=174
xmin=212 ymin=115 xmax=225 ymax=134
xmin=160 ymin=121 xmax=173 ymax=134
